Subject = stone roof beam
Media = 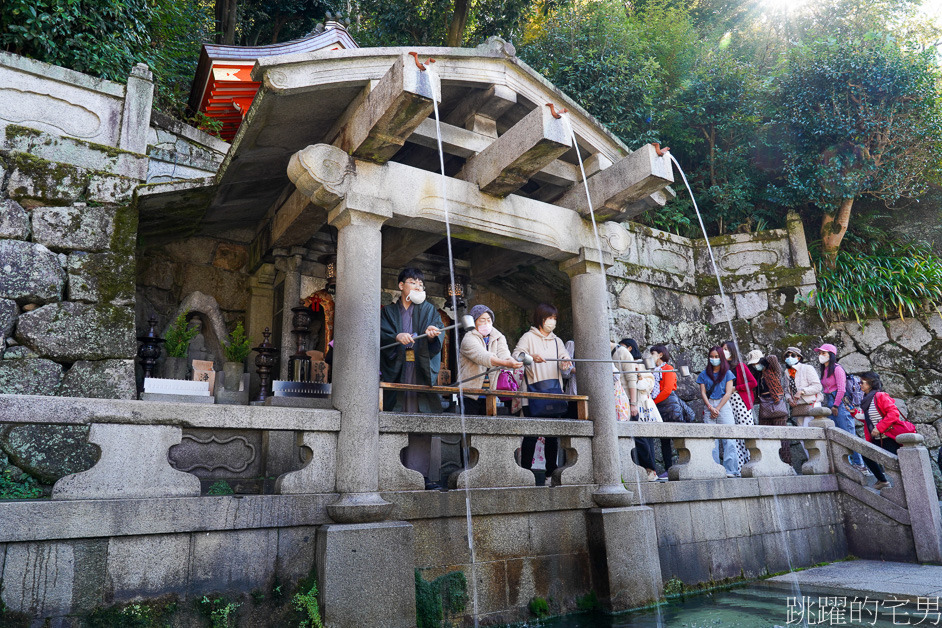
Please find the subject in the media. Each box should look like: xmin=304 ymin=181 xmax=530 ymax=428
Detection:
xmin=382 ymin=226 xmax=443 ymax=267
xmin=332 ymin=53 xmax=440 ymax=163
xmin=457 ymin=104 xmax=571 ymax=198
xmin=555 ymin=144 xmax=673 ymax=221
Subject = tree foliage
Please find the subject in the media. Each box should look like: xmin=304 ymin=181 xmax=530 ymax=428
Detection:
xmin=775 ymin=34 xmax=942 ymax=263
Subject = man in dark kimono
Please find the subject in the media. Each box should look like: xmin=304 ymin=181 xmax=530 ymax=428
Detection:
xmin=380 ymin=267 xmax=443 ymax=488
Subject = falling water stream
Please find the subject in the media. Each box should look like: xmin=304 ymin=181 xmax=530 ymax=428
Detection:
xmin=424 ymin=70 xmax=805 ymax=626
xmin=669 ymin=153 xmax=808 ymax=627
xmin=428 ymin=67 xmax=480 ymax=627
xmin=563 ymin=113 xmax=663 ymax=628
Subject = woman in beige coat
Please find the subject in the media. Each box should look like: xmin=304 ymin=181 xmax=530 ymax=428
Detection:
xmin=458 ymin=304 xmax=522 ymax=415
xmin=513 ymin=303 xmax=572 ymax=484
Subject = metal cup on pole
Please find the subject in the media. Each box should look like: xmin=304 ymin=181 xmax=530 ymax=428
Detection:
xmin=380 ymin=314 xmax=475 ymax=351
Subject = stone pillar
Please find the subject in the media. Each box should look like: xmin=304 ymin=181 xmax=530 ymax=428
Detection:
xmin=276 ymin=251 xmax=303 ymax=381
xmin=119 ymin=63 xmax=154 ymax=155
xmin=326 ymin=193 xmax=393 ymax=523
xmin=560 ymin=247 xmax=632 ymax=507
xmin=586 ymin=507 xmax=662 ymax=611
xmin=786 ymin=210 xmax=812 ymax=268
xmin=246 ymin=263 xmax=276 ymax=397
xmin=317 ymin=522 xmax=416 ymax=628
xmin=896 ymin=433 xmax=942 ymax=563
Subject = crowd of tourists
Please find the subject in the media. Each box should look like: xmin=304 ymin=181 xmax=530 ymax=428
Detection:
xmin=380 ymin=267 xmax=918 ymax=490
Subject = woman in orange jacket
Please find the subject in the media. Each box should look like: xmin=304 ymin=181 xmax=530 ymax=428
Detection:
xmin=651 ymin=344 xmax=684 ymax=475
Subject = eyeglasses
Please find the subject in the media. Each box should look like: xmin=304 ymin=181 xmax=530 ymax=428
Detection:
xmin=404 ymin=280 xmax=425 ymax=289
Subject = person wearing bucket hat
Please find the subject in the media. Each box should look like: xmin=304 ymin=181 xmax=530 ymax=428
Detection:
xmin=782 ymin=346 xmax=823 ymax=457
xmin=458 ymin=304 xmax=522 ymax=416
xmin=816 ymin=343 xmax=864 ymax=469
xmin=745 ymin=349 xmax=765 ymax=421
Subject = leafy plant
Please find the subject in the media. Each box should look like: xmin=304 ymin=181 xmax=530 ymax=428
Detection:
xmin=223 ymin=322 xmax=251 ymax=363
xmin=206 ymin=480 xmax=234 ymax=495
xmin=576 ymin=590 xmax=601 ymax=612
xmin=0 ymin=469 xmax=43 ymax=500
xmin=529 ymin=596 xmax=550 ymax=618
xmin=664 ymin=577 xmax=686 ymax=596
xmin=813 ymin=242 xmax=942 ymax=322
xmin=198 ymin=596 xmax=240 ymax=628
xmin=164 ymin=312 xmax=198 ymax=358
xmin=293 ymin=578 xmax=324 ymax=628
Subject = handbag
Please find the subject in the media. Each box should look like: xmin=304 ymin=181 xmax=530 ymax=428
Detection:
xmin=494 ymin=369 xmax=518 ymax=403
xmin=525 ymin=338 xmax=569 ymax=417
xmin=791 ymin=403 xmax=812 ymax=417
xmin=614 ymin=376 xmax=631 ymax=422
xmin=758 ymin=395 xmax=788 ymax=420
xmin=527 ymin=377 xmax=568 ymax=417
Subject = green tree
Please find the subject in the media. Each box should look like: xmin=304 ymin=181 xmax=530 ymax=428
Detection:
xmin=518 ymin=0 xmax=667 ymax=148
xmin=661 ymin=50 xmax=768 ymax=234
xmin=775 ymin=34 xmax=942 ymax=265
xmin=351 ymin=0 xmax=537 ymax=46
xmin=0 ymin=0 xmax=208 ymax=114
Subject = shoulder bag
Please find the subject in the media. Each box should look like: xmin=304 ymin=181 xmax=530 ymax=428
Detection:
xmin=526 ymin=338 xmax=568 ymax=417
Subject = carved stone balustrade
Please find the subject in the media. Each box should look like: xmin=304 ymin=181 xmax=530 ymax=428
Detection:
xmin=0 ymin=394 xmax=341 ymax=499
xmin=378 ymin=414 xmax=594 ymax=490
xmin=616 ymin=422 xmax=829 ymax=481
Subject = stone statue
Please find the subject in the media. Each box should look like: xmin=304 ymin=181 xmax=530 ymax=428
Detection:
xmin=187 ymin=318 xmax=213 ymax=366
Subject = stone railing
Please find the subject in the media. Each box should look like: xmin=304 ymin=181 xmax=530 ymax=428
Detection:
xmin=616 ymin=421 xmax=829 ymax=480
xmin=378 ymin=413 xmax=595 ymax=490
xmin=824 ymin=426 xmax=942 ymax=563
xmin=0 ymin=395 xmax=340 ymax=500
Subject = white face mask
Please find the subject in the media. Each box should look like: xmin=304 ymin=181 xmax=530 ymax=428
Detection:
xmin=477 ymin=323 xmax=492 ymax=336
xmin=542 ymin=318 xmax=557 ymax=333
xmin=785 ymin=356 xmax=799 ymax=366
xmin=723 ymin=349 xmax=732 ymax=360
xmin=818 ymin=354 xmax=829 ymax=364
xmin=406 ymin=290 xmax=426 ymax=305
xmin=755 ymin=364 xmax=765 ymax=372
xmin=709 ymin=357 xmax=721 ymax=366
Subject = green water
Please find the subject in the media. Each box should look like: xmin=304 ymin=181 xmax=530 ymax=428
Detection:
xmin=524 ymin=584 xmax=912 ymax=627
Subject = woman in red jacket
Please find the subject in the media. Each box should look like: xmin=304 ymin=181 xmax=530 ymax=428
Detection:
xmin=723 ymin=340 xmax=758 ymax=468
xmin=857 ymin=371 xmax=916 ymax=491
xmin=651 ymin=344 xmax=683 ymax=475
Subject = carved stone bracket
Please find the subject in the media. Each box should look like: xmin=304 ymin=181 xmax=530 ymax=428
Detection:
xmin=287 ymin=144 xmax=356 ymax=209
xmin=275 ymin=431 xmax=337 ymax=494
xmin=378 ymin=432 xmax=424 ymax=491
xmin=552 ymin=436 xmax=594 ymax=486
xmin=448 ymin=435 xmax=534 ymax=489
xmin=667 ymin=437 xmax=727 ymax=481
xmin=742 ymin=438 xmax=797 ymax=478
xmin=52 ymin=423 xmax=200 ymax=500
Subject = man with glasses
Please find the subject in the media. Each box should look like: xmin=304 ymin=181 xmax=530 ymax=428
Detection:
xmin=380 ymin=267 xmax=444 ymax=488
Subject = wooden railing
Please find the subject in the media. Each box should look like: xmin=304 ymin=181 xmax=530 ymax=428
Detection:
xmin=379 ymin=382 xmax=589 ymax=419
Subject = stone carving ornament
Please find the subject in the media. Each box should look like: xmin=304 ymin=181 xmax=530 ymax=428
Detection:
xmin=168 ymin=433 xmax=257 ymax=473
xmin=287 ymin=144 xmax=356 ymax=209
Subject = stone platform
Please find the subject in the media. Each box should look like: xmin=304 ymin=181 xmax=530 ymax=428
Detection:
xmin=768 ymin=560 xmax=942 ymax=600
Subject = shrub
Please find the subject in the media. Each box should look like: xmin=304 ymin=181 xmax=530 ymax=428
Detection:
xmin=293 ymin=578 xmax=324 ymax=628
xmin=529 ymin=596 xmax=550 ymax=618
xmin=814 ymin=242 xmax=942 ymax=322
xmin=164 ymin=312 xmax=198 ymax=358
xmin=223 ymin=322 xmax=251 ymax=363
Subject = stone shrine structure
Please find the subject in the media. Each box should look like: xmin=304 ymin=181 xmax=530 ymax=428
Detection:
xmin=0 ymin=28 xmax=941 ymax=628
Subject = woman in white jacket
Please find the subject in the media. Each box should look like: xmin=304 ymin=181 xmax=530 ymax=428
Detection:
xmin=782 ymin=346 xmax=823 ymax=456
xmin=458 ymin=304 xmax=522 ymax=415
xmin=513 ymin=303 xmax=572 ymax=484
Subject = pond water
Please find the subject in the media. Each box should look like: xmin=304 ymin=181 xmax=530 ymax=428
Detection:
xmin=517 ymin=583 xmax=913 ymax=627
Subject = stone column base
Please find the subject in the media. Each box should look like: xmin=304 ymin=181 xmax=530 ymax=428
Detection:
xmin=587 ymin=506 xmax=662 ymax=611
xmin=317 ymin=521 xmax=416 ymax=628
